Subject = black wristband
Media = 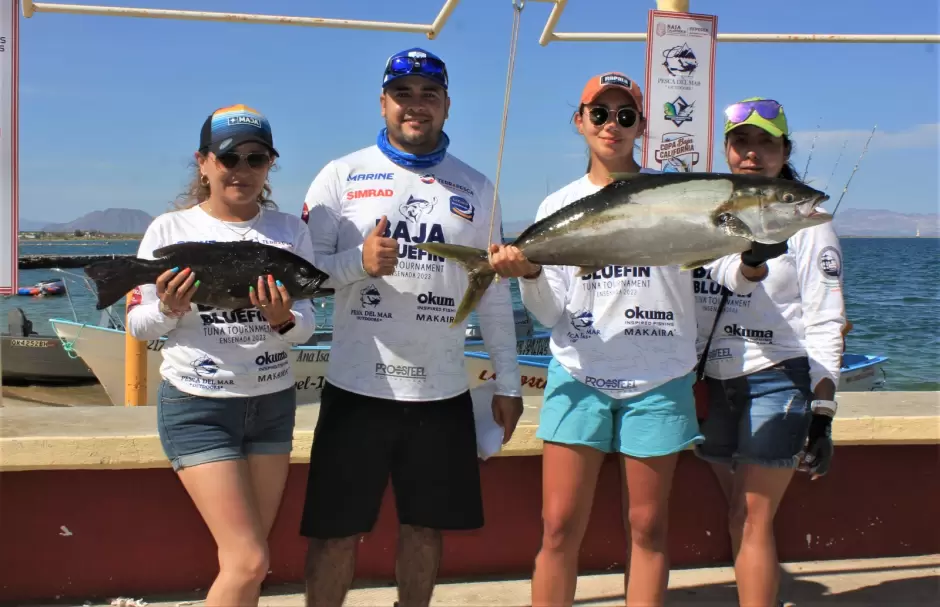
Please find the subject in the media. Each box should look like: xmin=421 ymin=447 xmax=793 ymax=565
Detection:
xmin=740 ymin=253 xmax=766 ymax=268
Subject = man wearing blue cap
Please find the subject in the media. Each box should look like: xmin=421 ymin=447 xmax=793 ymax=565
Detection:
xmin=298 ymin=48 xmax=524 ymax=606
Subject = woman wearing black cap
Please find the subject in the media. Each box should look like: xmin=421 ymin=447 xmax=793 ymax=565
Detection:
xmin=126 ymin=104 xmax=318 ymax=605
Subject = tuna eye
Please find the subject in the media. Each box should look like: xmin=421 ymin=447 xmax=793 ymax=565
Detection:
xmin=782 ymin=193 xmax=794 ymax=202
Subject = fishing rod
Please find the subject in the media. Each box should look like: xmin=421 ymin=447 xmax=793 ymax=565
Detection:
xmin=831 ymin=125 xmax=877 ymax=216
xmin=801 ymin=118 xmax=822 ymax=180
xmin=822 ymin=140 xmax=848 ymax=191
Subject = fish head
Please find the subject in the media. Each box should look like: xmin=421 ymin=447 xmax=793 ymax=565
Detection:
xmin=294 ymin=262 xmax=329 ymax=297
xmin=729 ymin=176 xmax=832 ymax=244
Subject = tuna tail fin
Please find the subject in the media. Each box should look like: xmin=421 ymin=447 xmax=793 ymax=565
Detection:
xmin=84 ymin=257 xmax=161 ymax=310
xmin=413 ymin=243 xmax=496 ymax=327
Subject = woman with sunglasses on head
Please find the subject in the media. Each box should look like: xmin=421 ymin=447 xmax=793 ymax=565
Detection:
xmin=693 ymin=98 xmax=846 ymax=607
xmin=489 ymin=73 xmax=703 ymax=607
xmin=126 ymin=105 xmax=318 ymax=606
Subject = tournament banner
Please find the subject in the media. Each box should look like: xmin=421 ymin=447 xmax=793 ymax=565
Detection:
xmin=641 ymin=9 xmax=717 ymax=173
xmin=0 ymin=0 xmax=18 ymax=295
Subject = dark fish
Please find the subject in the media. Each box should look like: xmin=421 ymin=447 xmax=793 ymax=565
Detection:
xmin=416 ymin=171 xmax=831 ymax=326
xmin=84 ymin=240 xmax=332 ymax=311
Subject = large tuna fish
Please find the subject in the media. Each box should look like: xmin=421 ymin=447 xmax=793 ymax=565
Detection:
xmin=416 ymin=171 xmax=832 ymax=326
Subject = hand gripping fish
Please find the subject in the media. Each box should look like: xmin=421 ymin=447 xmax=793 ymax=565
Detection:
xmin=415 ymin=171 xmax=832 ymax=327
xmin=84 ymin=240 xmax=333 ymax=311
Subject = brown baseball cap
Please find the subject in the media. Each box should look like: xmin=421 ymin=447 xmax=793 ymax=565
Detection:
xmin=580 ymin=72 xmax=644 ymax=115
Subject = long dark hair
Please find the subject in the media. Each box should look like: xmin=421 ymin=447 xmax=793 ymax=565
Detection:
xmin=777 ymin=136 xmax=802 ymax=181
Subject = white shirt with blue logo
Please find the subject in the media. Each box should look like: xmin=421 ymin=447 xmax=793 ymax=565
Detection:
xmin=302 ymin=145 xmax=522 ymax=402
xmin=518 ymin=171 xmax=699 ymax=400
xmin=126 ymin=206 xmax=318 ymax=398
xmin=694 ymin=219 xmax=846 ymax=391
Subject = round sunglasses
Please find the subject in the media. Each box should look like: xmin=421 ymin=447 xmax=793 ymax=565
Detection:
xmin=587 ymin=105 xmax=639 ymax=129
xmin=215 ymin=151 xmax=272 ymax=170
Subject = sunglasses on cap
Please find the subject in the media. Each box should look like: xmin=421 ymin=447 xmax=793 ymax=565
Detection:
xmin=587 ymin=105 xmax=639 ymax=129
xmin=215 ymin=151 xmax=272 ymax=170
xmin=385 ymin=55 xmax=448 ymax=86
xmin=724 ymin=99 xmax=783 ymax=124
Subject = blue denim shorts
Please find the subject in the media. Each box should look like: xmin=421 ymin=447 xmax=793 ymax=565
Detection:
xmin=694 ymin=357 xmax=813 ymax=470
xmin=536 ymin=358 xmax=704 ymax=458
xmin=157 ymin=379 xmax=297 ymax=472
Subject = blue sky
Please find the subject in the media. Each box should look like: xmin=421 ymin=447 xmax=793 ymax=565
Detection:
xmin=15 ymin=0 xmax=939 ymax=225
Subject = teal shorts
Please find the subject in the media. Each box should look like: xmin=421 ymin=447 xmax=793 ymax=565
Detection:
xmin=536 ymin=359 xmax=704 ymax=458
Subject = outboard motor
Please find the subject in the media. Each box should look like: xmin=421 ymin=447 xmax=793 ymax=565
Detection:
xmin=7 ymin=307 xmax=36 ymax=337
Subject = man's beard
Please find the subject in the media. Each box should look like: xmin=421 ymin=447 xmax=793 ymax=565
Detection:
xmin=389 ymin=122 xmax=440 ymax=152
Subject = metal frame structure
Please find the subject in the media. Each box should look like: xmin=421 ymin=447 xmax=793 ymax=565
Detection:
xmin=21 ymin=0 xmax=940 ymax=45
xmin=529 ymin=0 xmax=939 ymax=46
xmin=21 ymin=0 xmax=463 ymax=38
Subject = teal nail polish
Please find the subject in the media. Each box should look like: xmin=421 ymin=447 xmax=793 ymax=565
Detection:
xmin=276 ymin=279 xmax=283 ymax=287
xmin=171 ymin=267 xmax=179 ymax=272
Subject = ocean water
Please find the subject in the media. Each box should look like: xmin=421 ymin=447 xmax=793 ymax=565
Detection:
xmin=5 ymin=237 xmax=938 ymax=391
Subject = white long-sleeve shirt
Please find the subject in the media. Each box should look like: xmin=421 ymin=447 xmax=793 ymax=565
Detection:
xmin=694 ymin=218 xmax=846 ymax=392
xmin=126 ymin=205 xmax=317 ymax=397
xmin=302 ymin=144 xmax=521 ymax=402
xmin=518 ymin=171 xmax=699 ymax=399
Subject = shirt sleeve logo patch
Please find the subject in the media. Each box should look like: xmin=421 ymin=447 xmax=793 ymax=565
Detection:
xmin=449 ymin=195 xmax=474 ymax=222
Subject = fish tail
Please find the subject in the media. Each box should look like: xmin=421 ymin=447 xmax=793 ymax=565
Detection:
xmin=83 ymin=257 xmax=162 ymax=310
xmin=414 ymin=243 xmax=496 ymax=327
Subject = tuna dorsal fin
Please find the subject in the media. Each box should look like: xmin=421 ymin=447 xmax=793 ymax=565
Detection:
xmin=715 ymin=213 xmax=756 ymax=240
xmin=576 ymin=266 xmax=605 ymax=277
xmin=608 ymin=172 xmax=642 ymax=183
xmin=680 ymin=257 xmax=722 ymax=271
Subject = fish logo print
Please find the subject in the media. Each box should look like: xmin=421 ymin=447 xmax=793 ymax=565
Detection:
xmin=570 ymin=310 xmax=594 ymax=331
xmin=400 ymin=195 xmax=436 ymax=224
xmin=191 ymin=356 xmax=219 ymax=377
xmin=360 ymin=284 xmax=382 ymax=308
xmin=662 ymin=43 xmax=698 ymax=77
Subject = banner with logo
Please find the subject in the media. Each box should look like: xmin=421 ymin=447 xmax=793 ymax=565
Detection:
xmin=641 ymin=9 xmax=717 ymax=174
xmin=0 ymin=0 xmax=18 ymax=295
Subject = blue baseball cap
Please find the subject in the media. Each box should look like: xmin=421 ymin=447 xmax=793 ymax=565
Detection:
xmin=382 ymin=47 xmax=448 ymax=90
xmin=199 ymin=104 xmax=279 ymax=157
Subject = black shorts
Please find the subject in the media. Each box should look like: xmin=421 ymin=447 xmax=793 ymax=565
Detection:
xmin=299 ymin=381 xmax=484 ymax=539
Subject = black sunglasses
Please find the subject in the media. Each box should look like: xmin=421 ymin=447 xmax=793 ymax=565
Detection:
xmin=215 ymin=152 xmax=272 ymax=170
xmin=587 ymin=105 xmax=639 ymax=129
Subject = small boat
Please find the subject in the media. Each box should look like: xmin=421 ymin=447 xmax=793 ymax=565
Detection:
xmin=15 ymin=278 xmax=66 ymax=297
xmin=466 ymin=350 xmax=890 ymax=394
xmin=839 ymin=353 xmax=889 ymax=391
xmin=2 ymin=308 xmax=97 ymax=384
xmin=49 ymin=313 xmax=552 ymax=406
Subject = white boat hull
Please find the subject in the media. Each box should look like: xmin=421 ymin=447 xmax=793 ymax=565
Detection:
xmin=49 ymin=319 xmax=552 ymax=406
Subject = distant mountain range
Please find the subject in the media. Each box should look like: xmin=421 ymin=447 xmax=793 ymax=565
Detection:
xmin=20 ymin=208 xmax=154 ymax=234
xmin=830 ymin=208 xmax=938 ymax=238
xmin=18 ymin=206 xmax=939 ymax=238
xmin=503 ymin=209 xmax=938 ymax=238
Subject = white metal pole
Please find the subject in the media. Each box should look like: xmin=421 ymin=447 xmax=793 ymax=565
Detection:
xmin=528 ymin=0 xmax=939 ymax=46
xmin=428 ymin=0 xmax=461 ymax=39
xmin=21 ymin=1 xmax=463 ymax=36
xmin=549 ymin=32 xmax=940 ymax=43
